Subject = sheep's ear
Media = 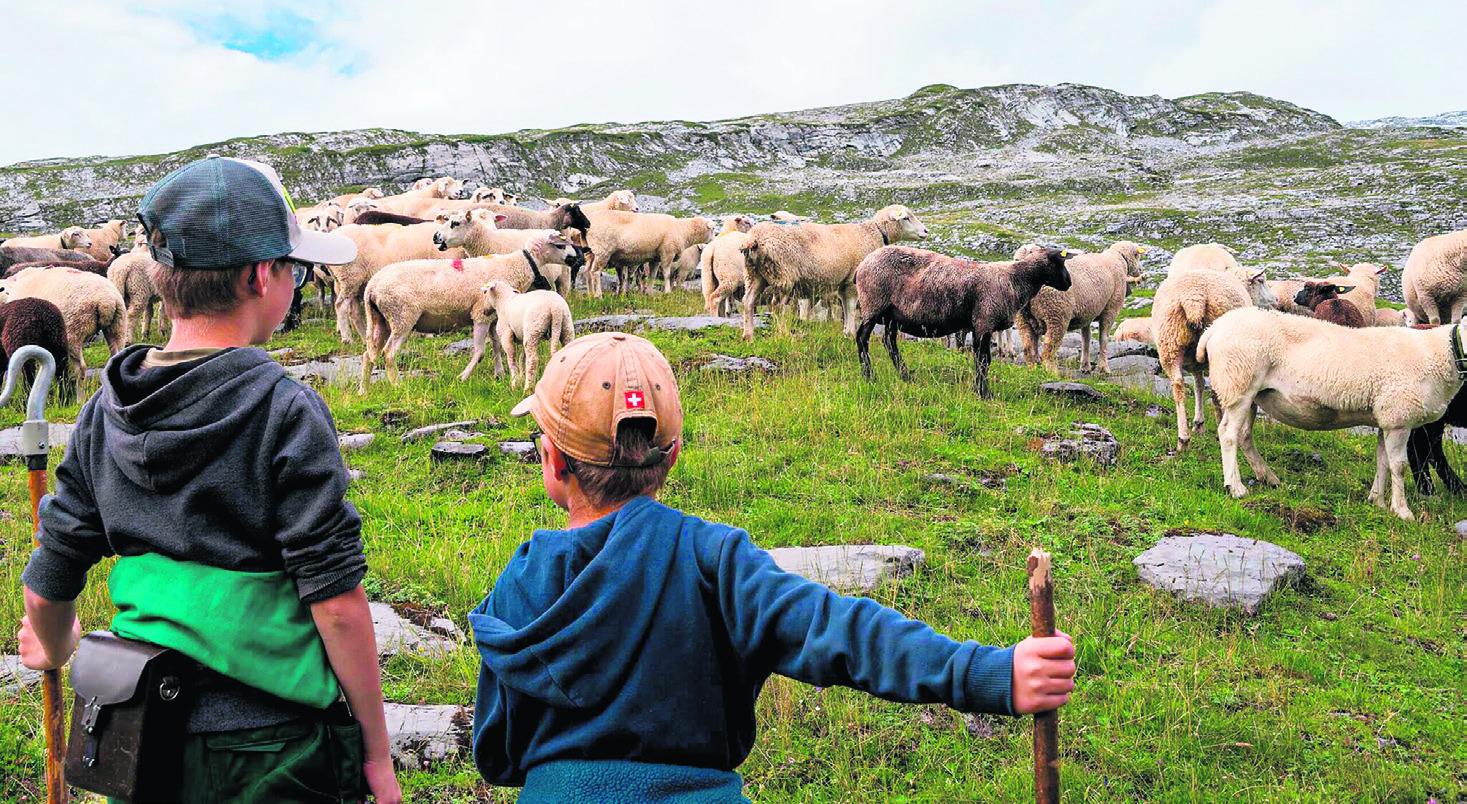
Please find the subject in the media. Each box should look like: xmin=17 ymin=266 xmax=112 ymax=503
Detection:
xmin=1336 ymin=284 xmax=1353 ymax=294
xmin=1375 ymin=264 xmax=1390 ymax=275
xmin=1249 ymin=269 xmax=1267 ymax=283
xmin=435 ymin=213 xmax=451 ymax=223
xmin=891 ymin=208 xmax=908 ymax=220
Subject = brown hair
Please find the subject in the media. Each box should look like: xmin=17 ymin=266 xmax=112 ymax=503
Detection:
xmin=563 ymin=418 xmax=673 ymax=508
xmin=146 ymin=229 xmax=290 ymax=317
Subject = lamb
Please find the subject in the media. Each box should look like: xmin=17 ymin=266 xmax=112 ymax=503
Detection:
xmin=583 ymin=211 xmax=714 ymax=296
xmin=0 ymin=297 xmax=69 ymax=399
xmin=1375 ymin=307 xmax=1407 ymax=327
xmin=431 ymin=209 xmax=574 ymax=295
xmin=328 ymin=220 xmax=472 ymax=342
xmin=1016 ymin=241 xmax=1145 ymax=374
xmin=1112 ymin=316 xmax=1155 ymax=344
xmin=740 ymin=205 xmax=930 ymax=339
xmin=2 ymin=226 xmax=93 ymax=253
xmin=700 ymin=231 xmax=750 ymax=317
xmin=108 ymin=250 xmax=166 ymax=345
xmin=1294 ymin=281 xmax=1368 ymax=328
xmin=460 ymin=282 xmax=574 ymax=387
xmin=0 ymin=246 xmax=93 ymax=274
xmin=1403 ymin=228 xmax=1467 ymax=325
xmin=662 ymin=243 xmax=705 ymax=291
xmin=359 ymin=233 xmax=582 ymax=389
xmin=855 ymin=246 xmax=1073 ymax=398
xmin=0 ymin=266 xmax=127 ymax=399
xmin=299 ymin=203 xmax=346 ymax=232
xmin=1197 ymin=308 xmax=1467 ymax=520
xmin=1151 ymin=262 xmax=1276 ymax=452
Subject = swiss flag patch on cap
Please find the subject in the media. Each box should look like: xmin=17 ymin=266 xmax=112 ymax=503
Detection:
xmin=624 ymin=390 xmax=645 ymax=409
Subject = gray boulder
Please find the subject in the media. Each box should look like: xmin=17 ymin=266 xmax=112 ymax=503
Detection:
xmin=430 ymin=442 xmax=487 ymax=462
xmin=403 ymin=420 xmax=480 ymax=442
xmin=765 ymin=545 xmax=924 ymax=592
xmin=1039 ymin=381 xmax=1103 ymax=400
xmin=370 ymin=602 xmax=461 ymax=659
xmin=1133 ymin=533 xmax=1306 ymax=614
xmin=1040 ymin=422 xmax=1119 ymax=466
xmin=338 ymin=433 xmax=375 ymax=452
xmin=385 ymin=704 xmax=470 ymax=769
xmin=1 ymin=655 xmax=41 ymax=696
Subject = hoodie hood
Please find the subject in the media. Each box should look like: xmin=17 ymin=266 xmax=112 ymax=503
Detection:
xmin=100 ymin=345 xmax=289 ymax=493
xmin=470 ymin=496 xmax=679 ymax=710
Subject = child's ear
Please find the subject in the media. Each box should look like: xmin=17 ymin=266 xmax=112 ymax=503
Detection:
xmin=665 ymin=437 xmax=682 ymax=470
xmin=541 ymin=435 xmax=571 ymax=480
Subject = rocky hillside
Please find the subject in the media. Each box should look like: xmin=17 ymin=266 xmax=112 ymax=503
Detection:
xmin=1349 ymin=111 xmax=1467 ymax=129
xmin=4 ymin=82 xmax=1464 ymax=301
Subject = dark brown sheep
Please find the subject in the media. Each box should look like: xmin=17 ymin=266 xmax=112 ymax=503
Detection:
xmin=1294 ymin=281 xmax=1368 ymax=328
xmin=3 ymin=256 xmax=116 ymax=279
xmin=0 ymin=297 xmax=69 ymax=399
xmin=855 ymin=246 xmax=1073 ymax=398
xmin=352 ymin=210 xmax=430 ymax=226
xmin=0 ymin=246 xmax=93 ymax=274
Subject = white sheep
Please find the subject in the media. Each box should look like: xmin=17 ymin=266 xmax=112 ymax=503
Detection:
xmin=431 ymin=209 xmax=574 ymax=295
xmin=700 ymin=231 xmax=749 ymax=317
xmin=1112 ymin=316 xmax=1154 ymax=344
xmin=1165 ymin=243 xmax=1248 ymax=280
xmin=583 ymin=211 xmax=714 ymax=297
xmin=1375 ymin=307 xmax=1407 ymax=327
xmin=739 ymin=205 xmax=930 ymax=339
xmin=1403 ymin=229 xmax=1467 ymax=325
xmin=3 ymin=226 xmax=93 ymax=253
xmin=1152 ymin=259 xmax=1276 ymax=452
xmin=770 ymin=211 xmax=810 ymax=222
xmin=545 ymin=190 xmax=638 ymax=215
xmin=461 ymin=281 xmax=574 ymax=387
xmin=359 ymin=233 xmax=578 ymax=389
xmin=1198 ymin=307 xmax=1467 ymax=520
xmin=78 ymin=221 xmax=127 ymax=261
xmin=107 ymin=249 xmax=166 ymax=345
xmin=0 ymin=266 xmax=127 ymax=398
xmin=329 ymin=220 xmax=472 ymax=342
xmin=1016 ymin=241 xmax=1145 ymax=373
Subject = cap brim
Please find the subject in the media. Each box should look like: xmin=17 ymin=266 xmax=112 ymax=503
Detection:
xmin=288 ymin=229 xmax=357 ymax=265
xmin=510 ymin=395 xmax=536 ymax=418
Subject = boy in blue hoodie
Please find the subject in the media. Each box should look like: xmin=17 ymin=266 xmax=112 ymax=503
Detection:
xmin=471 ymin=331 xmax=1076 ymax=802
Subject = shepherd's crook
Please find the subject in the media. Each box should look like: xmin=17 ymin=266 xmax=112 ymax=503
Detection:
xmin=1027 ymin=548 xmax=1059 ymax=804
xmin=2 ymin=345 xmax=67 ymax=804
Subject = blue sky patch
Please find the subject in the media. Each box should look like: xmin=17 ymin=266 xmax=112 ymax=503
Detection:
xmin=185 ymin=9 xmax=318 ymax=61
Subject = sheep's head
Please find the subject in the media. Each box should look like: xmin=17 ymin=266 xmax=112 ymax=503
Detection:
xmin=472 ymin=187 xmax=507 ymax=205
xmin=724 ymin=214 xmax=754 ymax=233
xmin=0 ymin=286 xmax=9 ymax=304
xmin=1038 ymin=249 xmax=1074 ymax=292
xmin=479 ymin=280 xmax=513 ymax=311
xmin=606 ymin=190 xmax=638 ymax=212
xmin=433 ymin=209 xmax=504 ymax=251
xmin=878 ymin=205 xmax=929 ymax=241
xmin=412 ymin=178 xmax=434 ymax=191
xmin=59 ymin=227 xmax=91 ymax=250
xmin=1012 ymin=243 xmax=1046 ymax=261
xmin=560 ymin=203 xmax=591 ymax=237
xmin=691 ymin=217 xmax=714 ymax=243
xmin=325 ymin=204 xmax=345 ymax=230
xmin=504 ymin=194 xmax=519 ymax=207
xmin=346 ymin=198 xmax=380 ymax=221
xmin=434 ymin=177 xmax=467 ymax=199
xmin=532 ymin=232 xmax=583 ymax=270
xmin=1294 ymin=281 xmax=1352 ymax=310
xmin=362 ymin=187 xmax=385 ymax=199
xmin=771 ymin=210 xmax=808 ymax=222
xmin=1248 ymin=269 xmax=1278 ymax=309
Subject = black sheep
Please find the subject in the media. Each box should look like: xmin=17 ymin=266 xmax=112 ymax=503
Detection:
xmin=353 ymin=210 xmax=430 ymax=226
xmin=3 ymin=256 xmax=116 ymax=279
xmin=1408 ymin=380 xmax=1467 ymax=495
xmin=0 ymin=246 xmax=93 ymax=274
xmin=0 ymin=297 xmax=70 ymax=400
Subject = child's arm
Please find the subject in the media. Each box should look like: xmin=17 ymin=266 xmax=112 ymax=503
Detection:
xmin=17 ymin=588 xmax=82 ymax=670
xmin=311 ymin=584 xmax=401 ymax=804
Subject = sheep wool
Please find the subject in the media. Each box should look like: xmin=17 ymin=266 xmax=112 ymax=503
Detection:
xmin=1403 ymin=228 xmax=1467 ymax=325
xmin=0 ymin=266 xmax=126 ymax=399
xmin=460 ymin=283 xmax=575 ymax=388
xmin=1016 ymin=240 xmax=1144 ymax=374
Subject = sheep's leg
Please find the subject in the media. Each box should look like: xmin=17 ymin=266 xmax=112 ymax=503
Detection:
xmin=1096 ymin=316 xmax=1113 ymax=374
xmin=881 ymin=319 xmax=910 ymax=381
xmin=1039 ymin=321 xmax=1064 ymax=374
xmin=522 ymin=331 xmax=542 ymax=392
xmin=742 ymin=277 xmax=766 ymax=341
xmin=1431 ymin=425 xmax=1467 ymax=494
xmin=856 ymin=315 xmax=880 ymax=379
xmin=1237 ymin=403 xmax=1279 ymax=486
xmin=1016 ymin=317 xmax=1039 ymax=366
xmin=457 ymin=319 xmax=493 ymax=381
xmin=1369 ymin=430 xmax=1390 ymax=506
xmin=1190 ymin=369 xmax=1209 ymax=433
xmin=840 ymin=286 xmax=859 ymax=338
xmin=797 ymin=297 xmax=812 ymax=321
xmin=501 ymin=331 xmax=521 ymax=389
xmin=973 ymin=330 xmax=995 ymax=399
xmin=1450 ymin=297 xmax=1467 ymax=325
xmin=335 ymin=291 xmax=357 ymax=343
xmin=69 ymin=340 xmax=85 ymax=403
xmin=382 ymin=328 xmax=412 ymax=386
xmin=1382 ymin=427 xmax=1415 ymax=520
xmin=1407 ymin=424 xmax=1438 ymax=495
xmin=1167 ymin=357 xmax=1191 ymax=452
xmin=1079 ymin=326 xmax=1093 ymax=373
xmin=1217 ymin=400 xmax=1253 ymax=497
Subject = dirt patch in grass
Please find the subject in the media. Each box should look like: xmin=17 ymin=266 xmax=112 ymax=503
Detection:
xmin=1246 ymin=499 xmax=1339 ymax=534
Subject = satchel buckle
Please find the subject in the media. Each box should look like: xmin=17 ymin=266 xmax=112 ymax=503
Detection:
xmin=80 ymin=695 xmax=103 ymax=734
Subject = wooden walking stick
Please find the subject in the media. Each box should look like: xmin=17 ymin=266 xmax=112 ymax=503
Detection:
xmin=3 ymin=346 xmax=68 ymax=803
xmin=1027 ymin=548 xmax=1059 ymax=804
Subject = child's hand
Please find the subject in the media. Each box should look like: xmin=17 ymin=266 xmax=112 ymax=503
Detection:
xmin=1011 ymin=631 xmax=1075 ymax=714
xmin=363 ymin=756 xmax=402 ymax=804
xmin=17 ymin=613 xmax=81 ymax=671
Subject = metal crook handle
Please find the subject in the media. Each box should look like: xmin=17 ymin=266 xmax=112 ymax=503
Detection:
xmin=0 ymin=345 xmax=56 ymax=440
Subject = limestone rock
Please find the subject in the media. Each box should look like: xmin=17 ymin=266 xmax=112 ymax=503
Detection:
xmin=1133 ymin=533 xmax=1306 ymax=614
xmin=765 ymin=545 xmax=924 ymax=591
xmin=338 ymin=433 xmax=376 ymax=451
xmin=385 ymin=703 xmax=471 ymax=769
xmin=346 ymin=468 xmax=365 ymax=484
xmin=0 ymin=422 xmax=75 ymax=462
xmin=1 ymin=656 xmax=42 ymax=697
xmin=576 ymin=314 xmax=652 ymax=334
xmin=1040 ymin=422 xmax=1119 ymax=466
xmin=443 ymin=338 xmax=474 ymax=356
xmin=1455 ymin=521 xmax=1467 ymax=539
xmin=370 ymin=602 xmax=461 ymax=659
xmin=498 ymin=441 xmax=538 ymax=462
xmin=403 ymin=420 xmax=480 ymax=442
xmin=1039 ymin=381 xmax=1103 ymax=400
xmin=704 ymin=354 xmax=778 ymax=373
xmin=430 ymin=442 xmax=487 ymax=462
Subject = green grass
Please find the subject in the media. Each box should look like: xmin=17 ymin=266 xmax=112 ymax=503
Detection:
xmin=1 ymin=288 xmax=1463 ymax=802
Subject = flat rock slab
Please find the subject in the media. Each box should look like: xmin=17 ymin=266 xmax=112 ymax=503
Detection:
xmin=1040 ymin=422 xmax=1119 ymax=466
xmin=1039 ymin=381 xmax=1103 ymax=400
xmin=385 ymin=703 xmax=470 ymax=769
xmin=1103 ymin=355 xmax=1162 ymax=377
xmin=1456 ymin=521 xmax=1467 ymax=540
xmin=346 ymin=467 xmax=365 ymax=484
xmin=371 ymin=602 xmax=461 ymax=659
xmin=0 ymin=422 xmax=74 ymax=463
xmin=578 ymin=314 xmax=766 ymax=335
xmin=703 ymin=354 xmax=778 ymax=373
xmin=444 ymin=338 xmax=474 ymax=356
xmin=1 ymin=655 xmax=42 ymax=696
xmin=765 ymin=545 xmax=924 ymax=592
xmin=403 ymin=420 xmax=480 ymax=442
xmin=498 ymin=441 xmax=538 ymax=462
xmin=1133 ymin=533 xmax=1307 ymax=614
xmin=338 ymin=433 xmax=375 ymax=451
xmin=283 ymin=356 xmax=399 ymax=385
xmin=431 ymin=441 xmax=487 ymax=462
xmin=577 ymin=314 xmax=652 ymax=334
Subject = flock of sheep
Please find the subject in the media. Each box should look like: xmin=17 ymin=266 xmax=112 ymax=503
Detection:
xmin=3 ymin=172 xmax=1467 ymax=522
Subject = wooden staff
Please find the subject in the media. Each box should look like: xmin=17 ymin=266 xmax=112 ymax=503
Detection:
xmin=5 ymin=346 xmax=67 ymax=803
xmin=1027 ymin=548 xmax=1059 ymax=804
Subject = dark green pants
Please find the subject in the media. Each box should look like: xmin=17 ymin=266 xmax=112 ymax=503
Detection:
xmin=110 ymin=714 xmax=365 ymax=803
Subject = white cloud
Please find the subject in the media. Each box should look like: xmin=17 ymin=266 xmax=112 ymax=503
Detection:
xmin=0 ymin=0 xmax=1462 ymax=166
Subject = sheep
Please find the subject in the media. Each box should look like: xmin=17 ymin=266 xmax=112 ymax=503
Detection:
xmin=107 ymin=250 xmax=167 ymax=345
xmin=411 ymin=178 xmax=435 ymax=191
xmin=700 ymin=231 xmax=750 ymax=317
xmin=298 ymin=203 xmax=346 ymax=232
xmin=471 ymin=203 xmax=591 ymax=240
xmin=0 ymin=297 xmax=69 ymax=400
xmin=1165 ymin=243 xmax=1248 ymax=280
xmin=328 ymin=187 xmax=385 ymax=208
xmin=1015 ymin=241 xmax=1145 ymax=374
xmin=1197 ymin=308 xmax=1467 ymax=520
xmin=430 ymin=209 xmax=575 ymax=295
xmin=662 ymin=243 xmax=705 ymax=291
xmin=545 ymin=190 xmax=638 ymax=215
xmin=4 ymin=256 xmax=115 ymax=279
xmin=1268 ymin=263 xmax=1385 ymax=318
xmin=1375 ymin=307 xmax=1407 ymax=327
xmin=460 ymin=282 xmax=574 ymax=387
xmin=469 ymin=187 xmax=520 ymax=206
xmin=1407 ymin=376 xmax=1467 ymax=496
xmin=1151 ymin=263 xmax=1276 ymax=452
xmin=343 ymin=197 xmax=382 ymax=223
xmin=353 ymin=210 xmax=430 ymax=226
xmin=2 ymin=226 xmax=93 ymax=253
xmin=740 ymin=205 xmax=930 ymax=339
xmin=328 ymin=220 xmax=472 ymax=342
xmin=1403 ymin=228 xmax=1467 ymax=325
xmin=1294 ymin=281 xmax=1368 ymax=328
xmin=377 ymin=177 xmax=466 ymax=214
xmin=770 ymin=211 xmax=810 ymax=222
xmin=359 ymin=233 xmax=582 ymax=389
xmin=721 ymin=215 xmax=754 ymax=234
xmin=0 ymin=266 xmax=127 ymax=399
xmin=1112 ymin=316 xmax=1155 ymax=344
xmin=78 ymin=220 xmax=127 ymax=261
xmin=0 ymin=246 xmax=93 ymax=274
xmin=583 ymin=211 xmax=714 ymax=297
xmin=855 ymin=246 xmax=1073 ymax=398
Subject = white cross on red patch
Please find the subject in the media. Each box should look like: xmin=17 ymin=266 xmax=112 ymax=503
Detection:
xmin=624 ymin=391 xmax=644 ymax=409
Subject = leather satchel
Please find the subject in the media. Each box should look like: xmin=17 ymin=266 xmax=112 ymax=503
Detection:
xmin=65 ymin=631 xmax=194 ymax=800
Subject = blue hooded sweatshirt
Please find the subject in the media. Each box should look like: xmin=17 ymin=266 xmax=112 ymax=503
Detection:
xmin=470 ymin=496 xmax=1015 ymax=802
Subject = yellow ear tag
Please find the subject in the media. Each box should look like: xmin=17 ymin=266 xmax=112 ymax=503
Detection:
xmin=1060 ymin=250 xmax=1069 ymax=257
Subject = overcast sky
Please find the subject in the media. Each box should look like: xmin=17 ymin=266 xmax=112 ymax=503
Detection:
xmin=1 ymin=0 xmax=1461 ymax=167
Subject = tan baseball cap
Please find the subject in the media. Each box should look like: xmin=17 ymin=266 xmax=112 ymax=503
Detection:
xmin=510 ymin=332 xmax=683 ymax=466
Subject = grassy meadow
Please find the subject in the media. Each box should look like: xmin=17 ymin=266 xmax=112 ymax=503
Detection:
xmin=0 ymin=285 xmax=1463 ymax=803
